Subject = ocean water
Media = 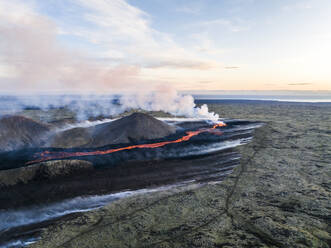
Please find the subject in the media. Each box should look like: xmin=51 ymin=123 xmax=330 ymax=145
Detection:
xmin=192 ymin=93 xmax=331 ymax=102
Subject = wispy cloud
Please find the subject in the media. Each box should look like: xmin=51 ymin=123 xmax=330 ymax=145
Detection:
xmin=142 ymin=59 xmax=215 ymax=70
xmin=198 ymin=18 xmax=250 ymax=32
xmin=224 ymin=66 xmax=240 ymax=69
xmin=175 ymin=6 xmax=201 ymax=15
xmin=288 ymin=83 xmax=312 ymax=86
xmin=283 ymin=2 xmax=312 ymax=11
xmin=0 ymin=0 xmax=220 ymax=92
xmin=0 ymin=0 xmax=142 ymax=92
xmin=198 ymin=81 xmax=213 ymax=84
xmin=190 ymin=33 xmax=227 ymax=55
xmin=68 ymin=0 xmax=218 ymax=70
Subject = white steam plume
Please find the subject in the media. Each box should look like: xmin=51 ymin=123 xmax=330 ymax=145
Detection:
xmin=0 ymin=1 xmax=219 ymax=121
xmin=119 ymin=86 xmax=219 ymax=121
xmin=0 ymin=90 xmax=219 ymax=122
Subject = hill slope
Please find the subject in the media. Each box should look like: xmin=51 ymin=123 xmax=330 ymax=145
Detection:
xmin=0 ymin=116 xmax=50 ymax=151
xmin=50 ymin=113 xmax=176 ymax=148
xmin=88 ymin=112 xmax=176 ymax=147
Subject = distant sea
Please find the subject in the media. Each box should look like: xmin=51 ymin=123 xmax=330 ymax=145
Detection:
xmin=192 ymin=93 xmax=331 ymax=103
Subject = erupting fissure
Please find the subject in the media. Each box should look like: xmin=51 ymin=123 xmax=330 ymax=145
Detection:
xmin=26 ymin=122 xmax=226 ymax=165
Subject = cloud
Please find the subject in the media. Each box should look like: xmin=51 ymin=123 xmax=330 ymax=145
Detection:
xmin=142 ymin=58 xmax=216 ymax=70
xmin=198 ymin=18 xmax=250 ymax=32
xmin=0 ymin=0 xmax=220 ymax=93
xmin=68 ymin=0 xmax=217 ymax=71
xmin=224 ymin=66 xmax=240 ymax=69
xmin=175 ymin=6 xmax=201 ymax=15
xmin=75 ymin=0 xmax=152 ymax=44
xmin=190 ymin=34 xmax=227 ymax=55
xmin=288 ymin=83 xmax=312 ymax=86
xmin=283 ymin=2 xmax=312 ymax=11
xmin=0 ymin=1 xmax=141 ymax=92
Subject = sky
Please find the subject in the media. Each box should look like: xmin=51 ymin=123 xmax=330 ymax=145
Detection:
xmin=0 ymin=0 xmax=331 ymax=93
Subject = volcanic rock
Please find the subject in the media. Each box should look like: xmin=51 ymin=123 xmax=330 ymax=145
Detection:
xmin=88 ymin=112 xmax=176 ymax=147
xmin=0 ymin=160 xmax=93 ymax=187
xmin=19 ymin=107 xmax=76 ymax=127
xmin=0 ymin=115 xmax=50 ymax=151
xmin=50 ymin=127 xmax=92 ymax=148
xmin=50 ymin=113 xmax=176 ymax=148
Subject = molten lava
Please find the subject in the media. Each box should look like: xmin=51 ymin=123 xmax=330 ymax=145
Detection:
xmin=26 ymin=122 xmax=226 ymax=165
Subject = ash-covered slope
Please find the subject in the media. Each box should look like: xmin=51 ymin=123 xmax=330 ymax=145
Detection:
xmin=50 ymin=127 xmax=92 ymax=148
xmin=0 ymin=116 xmax=50 ymax=151
xmin=88 ymin=112 xmax=176 ymax=147
xmin=50 ymin=113 xmax=176 ymax=148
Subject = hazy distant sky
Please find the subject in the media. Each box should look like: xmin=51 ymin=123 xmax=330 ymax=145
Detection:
xmin=0 ymin=0 xmax=331 ymax=92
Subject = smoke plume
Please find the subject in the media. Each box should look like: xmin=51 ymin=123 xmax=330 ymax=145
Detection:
xmin=0 ymin=1 xmax=218 ymax=121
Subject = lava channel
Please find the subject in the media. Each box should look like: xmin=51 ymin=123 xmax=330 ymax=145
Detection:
xmin=26 ymin=122 xmax=226 ymax=165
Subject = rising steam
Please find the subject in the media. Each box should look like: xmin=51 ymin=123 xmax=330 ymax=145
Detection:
xmin=0 ymin=90 xmax=219 ymax=122
xmin=119 ymin=86 xmax=219 ymax=121
xmin=0 ymin=1 xmax=218 ymax=121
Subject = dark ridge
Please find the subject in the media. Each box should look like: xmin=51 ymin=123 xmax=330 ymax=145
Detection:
xmin=88 ymin=112 xmax=176 ymax=147
xmin=0 ymin=119 xmax=259 ymax=171
xmin=51 ymin=112 xmax=177 ymax=149
xmin=0 ymin=149 xmax=238 ymax=210
xmin=0 ymin=115 xmax=50 ymax=152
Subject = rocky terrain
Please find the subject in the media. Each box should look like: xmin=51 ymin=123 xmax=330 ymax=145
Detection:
xmin=29 ymin=102 xmax=330 ymax=248
xmin=0 ymin=116 xmax=50 ymax=152
xmin=0 ymin=112 xmax=176 ymax=152
xmin=0 ymin=114 xmax=254 ymax=210
xmin=50 ymin=112 xmax=176 ymax=148
xmin=0 ymin=160 xmax=93 ymax=187
xmin=88 ymin=112 xmax=176 ymax=147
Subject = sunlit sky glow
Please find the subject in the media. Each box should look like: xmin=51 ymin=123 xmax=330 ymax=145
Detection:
xmin=0 ymin=0 xmax=331 ymax=93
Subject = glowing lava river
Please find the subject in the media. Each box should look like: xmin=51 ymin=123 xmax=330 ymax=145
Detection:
xmin=26 ymin=122 xmax=227 ymax=165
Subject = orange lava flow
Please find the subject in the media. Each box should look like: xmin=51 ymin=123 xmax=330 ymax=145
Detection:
xmin=26 ymin=122 xmax=226 ymax=165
